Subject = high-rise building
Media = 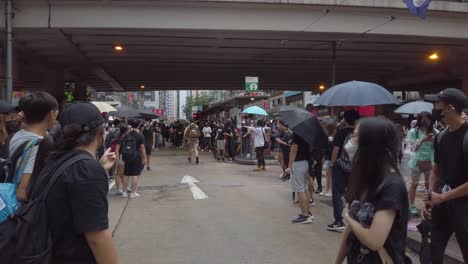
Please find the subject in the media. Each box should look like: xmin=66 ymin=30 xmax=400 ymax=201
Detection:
xmin=143 ymin=91 xmax=160 ymax=110
xmin=163 ymin=91 xmax=178 ymax=120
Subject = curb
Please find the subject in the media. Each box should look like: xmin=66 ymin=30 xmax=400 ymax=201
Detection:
xmin=233 ymin=156 xmax=279 ymax=166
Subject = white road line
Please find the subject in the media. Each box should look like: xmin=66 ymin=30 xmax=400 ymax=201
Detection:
xmin=180 ymin=175 xmax=208 ymax=200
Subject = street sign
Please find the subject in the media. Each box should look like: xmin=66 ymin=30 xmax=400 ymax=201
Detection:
xmin=245 ymin=77 xmax=259 ymax=92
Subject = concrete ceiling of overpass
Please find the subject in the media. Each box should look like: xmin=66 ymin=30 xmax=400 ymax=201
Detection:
xmin=6 ymin=1 xmax=468 ymax=92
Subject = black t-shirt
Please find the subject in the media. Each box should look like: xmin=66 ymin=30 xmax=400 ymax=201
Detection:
xmin=142 ymin=126 xmax=154 ymax=143
xmin=216 ymin=127 xmax=225 ymax=140
xmin=434 ymin=122 xmax=468 ymax=189
xmin=280 ymin=131 xmax=293 ymax=152
xmin=348 ymin=173 xmax=409 ymax=264
xmin=118 ymin=130 xmax=145 ymax=155
xmin=292 ymin=133 xmax=309 ymax=162
xmin=333 ymin=127 xmax=354 ymax=158
xmin=45 ymin=150 xmax=109 ymax=264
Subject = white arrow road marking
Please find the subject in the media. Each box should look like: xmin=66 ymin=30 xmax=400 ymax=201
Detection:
xmin=180 ymin=175 xmax=208 ymax=200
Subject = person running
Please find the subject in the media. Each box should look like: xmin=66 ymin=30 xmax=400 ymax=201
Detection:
xmin=184 ymin=122 xmax=201 ymax=164
xmin=335 ymin=117 xmax=409 ymax=264
xmin=9 ymin=92 xmax=58 ymax=201
xmin=215 ymin=123 xmax=226 ymax=161
xmin=246 ymin=120 xmax=267 ymax=171
xmin=320 ymin=118 xmax=337 ymax=197
xmin=424 ymin=88 xmax=468 ymax=263
xmin=116 ymin=118 xmax=146 ymax=199
xmin=407 ymin=111 xmax=438 ymax=216
xmin=142 ymin=118 xmax=156 ymax=171
xmin=285 ymin=132 xmax=313 ymax=224
xmin=29 ymin=102 xmax=118 ymax=264
xmin=202 ymin=122 xmax=212 ymax=152
xmin=327 ymin=109 xmax=360 ymax=231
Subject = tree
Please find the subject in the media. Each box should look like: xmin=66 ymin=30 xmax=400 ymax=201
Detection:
xmin=182 ymin=93 xmax=211 ymax=120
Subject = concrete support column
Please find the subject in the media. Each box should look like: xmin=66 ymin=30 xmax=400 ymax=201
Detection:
xmin=462 ymin=78 xmax=468 ymax=97
xmin=74 ymin=82 xmax=88 ymax=101
xmin=46 ymin=68 xmax=65 ymax=110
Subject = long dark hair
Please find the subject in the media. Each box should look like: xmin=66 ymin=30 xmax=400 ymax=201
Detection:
xmin=117 ymin=124 xmax=129 ymax=141
xmin=346 ymin=117 xmax=401 ymax=203
xmin=415 ymin=111 xmax=434 ymax=137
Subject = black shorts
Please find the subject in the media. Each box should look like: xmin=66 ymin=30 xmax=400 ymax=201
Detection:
xmin=124 ymin=157 xmax=143 ymax=176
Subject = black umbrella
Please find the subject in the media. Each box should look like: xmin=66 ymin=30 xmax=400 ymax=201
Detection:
xmin=279 ymin=106 xmax=328 ymax=150
xmin=138 ymin=109 xmax=158 ymax=119
xmin=109 ymin=106 xmax=139 ymax=118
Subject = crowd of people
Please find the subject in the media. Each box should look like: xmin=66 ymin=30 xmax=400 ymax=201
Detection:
xmin=0 ymin=88 xmax=466 ymax=263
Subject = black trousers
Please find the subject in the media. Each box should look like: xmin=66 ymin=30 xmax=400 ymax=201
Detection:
xmin=255 ymin=147 xmax=265 ymax=167
xmin=431 ymin=197 xmax=468 ymax=263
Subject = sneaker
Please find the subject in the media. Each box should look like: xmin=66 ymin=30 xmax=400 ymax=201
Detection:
xmin=130 ymin=192 xmax=141 ymax=199
xmin=410 ymin=206 xmax=419 ymax=216
xmin=127 ymin=187 xmax=132 ymax=192
xmin=222 ymin=158 xmax=225 ymax=162
xmin=196 ymin=157 xmax=199 ymax=165
xmin=147 ymin=166 xmax=151 ymax=171
xmin=308 ymin=212 xmax=315 ymax=220
xmin=292 ymin=214 xmax=312 ymax=224
xmin=319 ymin=191 xmax=326 ymax=196
xmin=324 ymin=192 xmax=332 ymax=197
xmin=280 ymin=172 xmax=284 ymax=178
xmin=314 ymin=188 xmax=322 ymax=194
xmin=122 ymin=192 xmax=128 ymax=198
xmin=254 ymin=166 xmax=262 ymax=171
xmin=188 ymin=157 xmax=192 ymax=163
xmin=310 ymin=199 xmax=316 ymax=206
xmin=261 ymin=166 xmax=267 ymax=171
xmin=110 ymin=189 xmax=123 ymax=195
xmin=327 ymin=221 xmax=345 ymax=231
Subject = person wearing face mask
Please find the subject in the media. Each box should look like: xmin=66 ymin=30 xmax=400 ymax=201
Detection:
xmin=424 ymin=88 xmax=468 ymax=263
xmin=406 ymin=111 xmax=438 ymax=216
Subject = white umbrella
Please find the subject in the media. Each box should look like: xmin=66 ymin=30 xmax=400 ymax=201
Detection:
xmin=91 ymin=102 xmax=117 ymax=113
xmin=394 ymin=101 xmax=433 ymax=114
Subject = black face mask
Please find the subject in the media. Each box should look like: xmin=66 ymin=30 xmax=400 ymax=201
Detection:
xmin=432 ymin=107 xmax=446 ymax=121
xmin=5 ymin=120 xmax=20 ymax=134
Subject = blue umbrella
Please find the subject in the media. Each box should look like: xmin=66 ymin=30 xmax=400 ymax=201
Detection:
xmin=394 ymin=101 xmax=433 ymax=115
xmin=314 ymin=81 xmax=398 ymax=106
xmin=242 ymin=106 xmax=268 ymax=116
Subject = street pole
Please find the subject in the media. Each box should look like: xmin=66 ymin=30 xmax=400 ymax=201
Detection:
xmin=331 ymin=41 xmax=337 ymax=86
xmin=5 ymin=0 xmax=14 ymax=102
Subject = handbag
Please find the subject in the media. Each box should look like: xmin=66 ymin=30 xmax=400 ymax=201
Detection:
xmin=418 ymin=160 xmax=432 ymax=172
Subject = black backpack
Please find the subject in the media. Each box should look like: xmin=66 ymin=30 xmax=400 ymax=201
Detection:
xmin=0 ymin=152 xmax=92 ymax=264
xmin=121 ymin=132 xmax=139 ymax=162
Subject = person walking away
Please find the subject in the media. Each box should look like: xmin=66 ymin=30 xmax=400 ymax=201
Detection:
xmin=9 ymin=92 xmax=58 ymax=201
xmin=320 ymin=118 xmax=337 ymax=197
xmin=423 ymin=88 xmax=468 ymax=263
xmin=35 ymin=102 xmax=118 ymax=263
xmin=276 ymin=123 xmax=292 ymax=181
xmin=285 ymin=132 xmax=313 ymax=224
xmin=185 ymin=122 xmax=201 ymax=164
xmin=246 ymin=120 xmax=267 ymax=171
xmin=109 ymin=124 xmax=129 ymax=195
xmin=116 ymin=118 xmax=146 ymax=199
xmin=335 ymin=117 xmax=409 ymax=264
xmin=203 ymin=122 xmax=212 ymax=152
xmin=215 ymin=123 xmax=226 ymax=161
xmin=142 ymin=118 xmax=156 ymax=171
xmin=407 ymin=111 xmax=438 ymax=216
xmin=328 ymin=109 xmax=360 ymax=231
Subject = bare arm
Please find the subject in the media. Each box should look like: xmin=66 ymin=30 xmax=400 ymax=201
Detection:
xmin=335 ymin=225 xmax=351 ymax=264
xmin=429 ymin=164 xmax=440 ymax=192
xmin=331 ymin=146 xmax=340 ymax=165
xmin=344 ymin=209 xmax=396 ymax=251
xmin=140 ymin=144 xmax=147 ymax=164
xmin=152 ymin=132 xmax=156 ymax=148
xmin=84 ymin=229 xmax=118 ymax=264
xmin=115 ymin=144 xmax=121 ymax=162
xmin=17 ymin=173 xmax=31 ymax=201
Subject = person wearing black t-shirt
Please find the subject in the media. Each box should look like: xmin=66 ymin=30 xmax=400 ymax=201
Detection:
xmin=424 ymin=88 xmax=468 ymax=263
xmin=285 ymin=133 xmax=313 ymax=224
xmin=142 ymin=119 xmax=155 ymax=171
xmin=328 ymin=110 xmax=360 ymax=231
xmin=116 ymin=118 xmax=147 ymax=199
xmin=335 ymin=117 xmax=409 ymax=264
xmin=41 ymin=102 xmax=118 ymax=263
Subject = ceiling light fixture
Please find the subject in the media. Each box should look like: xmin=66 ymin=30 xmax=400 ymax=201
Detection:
xmin=319 ymin=85 xmax=326 ymax=90
xmin=140 ymin=85 xmax=145 ymax=89
xmin=114 ymin=45 xmax=124 ymax=52
xmin=429 ymin=52 xmax=439 ymax=60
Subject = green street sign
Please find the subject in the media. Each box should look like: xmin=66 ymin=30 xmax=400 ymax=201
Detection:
xmin=245 ymin=77 xmax=259 ymax=92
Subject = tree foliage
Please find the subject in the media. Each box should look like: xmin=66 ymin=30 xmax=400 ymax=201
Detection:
xmin=182 ymin=93 xmax=211 ymax=120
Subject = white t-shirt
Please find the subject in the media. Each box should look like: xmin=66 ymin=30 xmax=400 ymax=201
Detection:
xmin=249 ymin=127 xmax=265 ymax=148
xmin=203 ymin=126 xmax=212 ymax=137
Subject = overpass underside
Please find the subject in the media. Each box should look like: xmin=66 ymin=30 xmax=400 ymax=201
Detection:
xmin=2 ymin=0 xmax=468 ymax=93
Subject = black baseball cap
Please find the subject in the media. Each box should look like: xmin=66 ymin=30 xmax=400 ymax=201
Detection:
xmin=59 ymin=102 xmax=104 ymax=132
xmin=0 ymin=100 xmax=17 ymax=114
xmin=425 ymin=88 xmax=468 ymax=108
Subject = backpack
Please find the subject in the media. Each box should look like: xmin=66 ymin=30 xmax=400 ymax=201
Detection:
xmin=0 ymin=152 xmax=92 ymax=263
xmin=336 ymin=133 xmax=353 ymax=173
xmin=0 ymin=139 xmax=42 ymax=223
xmin=121 ymin=132 xmax=139 ymax=162
xmin=187 ymin=125 xmax=200 ymax=139
xmin=436 ymin=127 xmax=468 ymax=166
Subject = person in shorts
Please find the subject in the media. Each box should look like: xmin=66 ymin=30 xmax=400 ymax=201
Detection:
xmin=142 ymin=118 xmax=155 ymax=171
xmin=116 ymin=118 xmax=146 ymax=199
xmin=285 ymin=132 xmax=312 ymax=224
xmin=215 ymin=123 xmax=226 ymax=161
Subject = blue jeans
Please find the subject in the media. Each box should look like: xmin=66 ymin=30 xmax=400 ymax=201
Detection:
xmin=332 ymin=165 xmax=349 ymax=223
xmin=242 ymin=137 xmax=251 ymax=156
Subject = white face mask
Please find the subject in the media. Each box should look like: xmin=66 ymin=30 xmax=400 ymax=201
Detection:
xmin=345 ymin=137 xmax=358 ymax=161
